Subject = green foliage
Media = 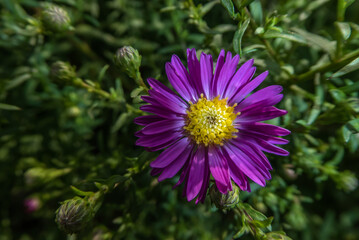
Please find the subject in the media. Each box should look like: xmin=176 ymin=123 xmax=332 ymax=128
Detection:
xmin=1 ymin=0 xmax=359 ymax=239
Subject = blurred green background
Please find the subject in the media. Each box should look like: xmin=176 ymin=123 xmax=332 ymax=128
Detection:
xmin=1 ymin=0 xmax=359 ymax=239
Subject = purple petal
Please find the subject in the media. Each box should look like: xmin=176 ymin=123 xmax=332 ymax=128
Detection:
xmin=134 ymin=115 xmax=165 ymax=126
xmin=150 ymin=138 xmax=192 ymax=168
xmin=145 ymin=133 xmax=186 ymax=151
xmin=211 ymin=50 xmax=225 ymax=97
xmin=208 ymin=146 xmax=232 ymax=194
xmin=158 ymin=143 xmax=193 ymax=181
xmin=139 ymin=105 xmax=182 ymax=119
xmin=187 ymin=146 xmax=207 ymax=201
xmin=147 ymin=78 xmax=188 ymax=109
xmin=231 ymin=139 xmax=272 ymax=171
xmin=195 ymin=157 xmax=210 ymax=204
xmin=236 ymin=85 xmax=283 ymax=110
xmin=223 ymin=59 xmax=255 ymax=99
xmin=238 ymin=129 xmax=289 ymax=145
xmin=243 ymin=136 xmax=290 ymax=156
xmin=222 ymin=148 xmax=250 ymax=191
xmin=135 ymin=130 xmax=145 ymax=138
xmin=235 ymin=106 xmax=287 ymax=122
xmin=216 ymin=52 xmax=240 ymax=97
xmin=224 ymin=143 xmax=269 ymax=186
xmin=238 ymin=94 xmax=283 ymax=113
xmin=187 ymin=48 xmax=202 ymax=98
xmin=165 ymin=62 xmax=193 ymax=102
xmin=142 ymin=119 xmax=185 ymax=135
xmin=240 ymin=122 xmax=291 ymax=136
xmin=173 ymin=158 xmax=191 ymax=189
xmin=136 ymin=131 xmax=181 ymax=148
xmin=141 ymin=95 xmax=186 ymax=115
xmin=199 ymin=52 xmax=213 ymax=98
xmin=229 ymin=71 xmax=268 ymax=104
xmin=151 ymin=168 xmax=162 ymax=176
xmin=170 ymin=56 xmax=198 ymax=101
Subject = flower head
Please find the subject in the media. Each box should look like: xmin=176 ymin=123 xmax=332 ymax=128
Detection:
xmin=56 ymin=198 xmax=94 ymax=234
xmin=135 ymin=49 xmax=290 ymax=203
xmin=114 ymin=46 xmax=142 ymax=79
xmin=41 ymin=5 xmax=72 ymax=33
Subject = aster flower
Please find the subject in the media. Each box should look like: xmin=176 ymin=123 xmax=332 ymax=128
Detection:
xmin=135 ymin=49 xmax=290 ymax=203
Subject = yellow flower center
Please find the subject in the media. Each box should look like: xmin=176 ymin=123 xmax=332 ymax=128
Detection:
xmin=184 ymin=94 xmax=239 ymax=146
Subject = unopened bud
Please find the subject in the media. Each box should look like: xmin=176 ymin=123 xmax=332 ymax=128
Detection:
xmin=337 ymin=171 xmax=358 ymax=192
xmin=282 ymin=164 xmax=298 ymax=180
xmin=67 ymin=106 xmax=81 ymax=117
xmin=209 ymin=184 xmax=240 ymax=209
xmin=24 ymin=197 xmax=41 ymax=213
xmin=50 ymin=61 xmax=77 ymax=83
xmin=114 ymin=46 xmax=141 ymax=78
xmin=41 ymin=5 xmax=72 ymax=33
xmin=56 ymin=198 xmax=94 ymax=234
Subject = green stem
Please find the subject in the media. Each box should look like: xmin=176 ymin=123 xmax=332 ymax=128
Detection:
xmin=75 ymin=79 xmax=112 ymax=99
xmin=244 ymin=8 xmax=284 ymax=66
xmin=291 ymin=48 xmax=359 ymax=84
xmin=135 ymin=71 xmax=149 ymax=91
xmin=290 ymin=85 xmax=334 ymax=109
xmin=336 ymin=0 xmax=346 ymax=58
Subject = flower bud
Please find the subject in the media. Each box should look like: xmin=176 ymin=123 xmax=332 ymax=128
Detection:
xmin=41 ymin=5 xmax=72 ymax=33
xmin=24 ymin=197 xmax=41 ymax=213
xmin=209 ymin=184 xmax=240 ymax=209
xmin=56 ymin=198 xmax=94 ymax=234
xmin=114 ymin=46 xmax=141 ymax=78
xmin=337 ymin=171 xmax=358 ymax=192
xmin=50 ymin=61 xmax=77 ymax=84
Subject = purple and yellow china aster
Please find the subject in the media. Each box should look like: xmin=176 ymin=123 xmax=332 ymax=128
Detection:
xmin=135 ymin=49 xmax=290 ymax=203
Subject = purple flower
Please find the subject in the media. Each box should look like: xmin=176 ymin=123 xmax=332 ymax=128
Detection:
xmin=24 ymin=197 xmax=40 ymax=213
xmin=135 ymin=49 xmax=290 ymax=203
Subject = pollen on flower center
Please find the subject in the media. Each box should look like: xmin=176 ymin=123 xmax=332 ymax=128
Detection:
xmin=184 ymin=94 xmax=240 ymax=146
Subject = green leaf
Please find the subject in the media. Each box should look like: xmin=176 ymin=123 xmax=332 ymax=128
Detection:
xmin=0 ymin=103 xmax=21 ymax=111
xmin=235 ymin=0 xmax=255 ymax=8
xmin=266 ymin=231 xmax=293 ymax=240
xmin=249 ymin=0 xmax=263 ymax=25
xmin=221 ymin=0 xmax=236 ymax=19
xmin=70 ymin=186 xmax=93 ymax=197
xmin=335 ymin=22 xmax=351 ymax=40
xmin=98 ymin=64 xmax=109 ymax=82
xmin=292 ymin=27 xmax=336 ymax=56
xmin=242 ymin=203 xmax=267 ymax=221
xmin=331 ymin=57 xmax=359 ymax=78
xmin=111 ymin=112 xmax=131 ymax=132
xmin=329 ymin=89 xmax=346 ymax=103
xmin=5 ymin=73 xmax=31 ymax=90
xmin=342 ymin=125 xmax=352 ymax=143
xmin=233 ymin=19 xmax=250 ymax=55
xmin=130 ymin=86 xmax=145 ymax=98
xmin=252 ymin=216 xmax=273 ymax=230
xmin=200 ymin=0 xmax=219 ymax=16
xmin=233 ymin=224 xmax=247 ymax=238
xmin=263 ymin=30 xmax=307 ymax=44
xmin=346 ymin=119 xmax=359 ymax=133
xmin=308 ymin=77 xmax=324 ymax=125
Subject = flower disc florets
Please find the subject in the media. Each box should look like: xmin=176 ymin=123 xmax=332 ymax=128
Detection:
xmin=184 ymin=94 xmax=239 ymax=146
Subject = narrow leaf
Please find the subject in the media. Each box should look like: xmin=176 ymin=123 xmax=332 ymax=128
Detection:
xmin=292 ymin=27 xmax=336 ymax=56
xmin=332 ymin=57 xmax=359 ymax=78
xmin=221 ymin=0 xmax=235 ymax=19
xmin=233 ymin=19 xmax=250 ymax=55
xmin=0 ymin=103 xmax=21 ymax=111
xmin=249 ymin=0 xmax=263 ymax=25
